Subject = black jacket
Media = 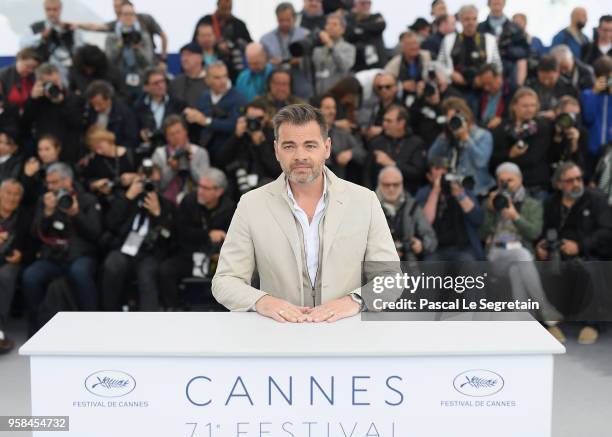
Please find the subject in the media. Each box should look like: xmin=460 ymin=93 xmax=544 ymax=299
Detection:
xmin=542 ymin=188 xmax=612 ymax=260
xmin=491 ymin=118 xmax=553 ymax=189
xmin=345 ymin=12 xmax=387 ymax=71
xmin=134 ymin=94 xmax=186 ymax=136
xmin=526 ymin=76 xmax=578 ymax=112
xmin=175 ymin=192 xmax=235 ymax=256
xmin=477 ymin=17 xmax=529 ymax=61
xmin=0 ymin=154 xmax=23 ymax=182
xmin=33 ymin=186 xmax=102 ymax=262
xmin=21 ymin=92 xmax=84 ymax=164
xmin=366 ymin=132 xmax=427 ymax=194
xmin=85 ymin=97 xmax=139 ymax=149
xmin=191 ymin=14 xmax=252 ymax=45
xmin=0 ymin=100 xmax=21 ymax=141
xmin=102 ymin=190 xmax=174 ymax=259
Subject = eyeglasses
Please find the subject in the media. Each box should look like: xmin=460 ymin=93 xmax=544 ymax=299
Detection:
xmin=560 ymin=176 xmax=583 ymax=184
xmin=381 ymin=182 xmax=402 ymax=188
xmin=376 ymin=84 xmax=394 ymax=91
xmin=198 ymin=184 xmax=218 ymax=190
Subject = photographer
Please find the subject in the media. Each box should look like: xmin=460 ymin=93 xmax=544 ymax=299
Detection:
xmin=21 ymin=135 xmax=62 ymax=210
xmin=550 ymin=45 xmax=595 ymax=92
xmin=550 ymin=96 xmax=588 ymax=172
xmin=363 ymin=73 xmax=401 ymax=140
xmin=252 ymin=70 xmax=305 ymax=121
xmin=345 ymin=0 xmax=388 ymax=71
xmin=104 ymin=1 xmax=154 ymax=98
xmin=68 ymin=44 xmax=126 ymax=99
xmin=22 ymin=0 xmax=80 ymax=84
xmin=580 ymin=56 xmax=612 ymax=175
xmin=491 ymin=87 xmax=554 ymax=200
xmin=481 ymin=163 xmax=560 ymax=321
xmin=0 ymin=180 xmax=28 ymax=354
xmin=169 ymin=43 xmax=207 ymax=108
xmin=318 ymin=95 xmax=365 ymax=181
xmin=477 ymin=63 xmax=515 ymax=130
xmin=21 ymin=63 xmax=83 ymax=164
xmin=535 ymin=162 xmax=612 ymax=344
xmin=438 ymin=4 xmax=502 ymax=114
xmin=421 ymin=13 xmax=456 ymax=58
xmin=79 ymin=127 xmax=137 ymax=208
xmin=377 ymin=166 xmax=437 ymax=261
xmin=135 ymin=67 xmax=186 ymax=152
xmin=84 ymin=80 xmax=139 ymax=149
xmin=416 ymin=156 xmax=485 ymax=261
xmin=581 ymin=15 xmax=612 ymax=67
xmin=260 ymin=3 xmax=313 ymax=100
xmin=365 ymin=105 xmax=427 ymax=194
xmin=23 ymin=163 xmax=102 ymax=334
xmin=184 ymin=62 xmax=246 ymax=165
xmin=526 ymin=55 xmax=578 ymax=121
xmin=100 ymin=160 xmax=173 ymax=311
xmin=477 ymin=0 xmax=529 ymax=86
xmin=235 ymin=43 xmax=274 ymax=102
xmin=312 ymin=13 xmax=355 ymax=96
xmin=218 ymin=101 xmax=281 ymax=198
xmin=159 ymin=169 xmax=235 ymax=309
xmin=551 ymin=7 xmax=590 ymax=60
xmin=0 ymin=133 xmax=22 ymax=182
xmin=428 ymin=97 xmax=495 ymax=197
xmin=384 ymin=31 xmax=434 ymax=109
xmin=0 ymin=48 xmax=41 ymax=112
xmin=151 ymin=115 xmax=210 ymax=205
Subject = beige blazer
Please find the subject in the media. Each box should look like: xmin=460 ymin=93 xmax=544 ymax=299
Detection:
xmin=212 ymin=168 xmax=401 ymax=311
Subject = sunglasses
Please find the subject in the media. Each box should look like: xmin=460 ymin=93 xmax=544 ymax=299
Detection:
xmin=560 ymin=176 xmax=583 ymax=184
xmin=381 ymin=182 xmax=402 ymax=188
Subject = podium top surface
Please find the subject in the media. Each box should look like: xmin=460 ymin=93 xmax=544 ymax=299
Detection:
xmin=19 ymin=312 xmax=565 ymax=357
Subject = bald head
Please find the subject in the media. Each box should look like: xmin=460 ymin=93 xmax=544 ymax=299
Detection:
xmin=571 ymin=7 xmax=587 ymax=28
xmin=245 ymin=42 xmax=267 ymax=73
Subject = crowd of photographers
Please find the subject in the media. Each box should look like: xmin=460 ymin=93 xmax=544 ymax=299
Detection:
xmin=0 ymin=0 xmax=611 ymax=351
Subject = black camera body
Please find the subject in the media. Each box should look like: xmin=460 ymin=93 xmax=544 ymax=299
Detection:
xmin=121 ymin=30 xmax=142 ymax=46
xmin=141 ymin=158 xmax=156 ymax=193
xmin=172 ymin=148 xmax=190 ymax=174
xmin=492 ymin=181 xmax=511 ymax=212
xmin=442 ymin=172 xmax=475 ymax=193
xmin=56 ymin=189 xmax=73 ymax=210
xmin=289 ymin=33 xmax=322 ymax=58
xmin=246 ymin=116 xmax=263 ymax=133
xmin=508 ymin=120 xmax=538 ymax=150
xmin=448 ymin=113 xmax=467 ymax=132
xmin=555 ymin=112 xmax=576 ymax=130
xmin=423 ymin=66 xmax=438 ymax=98
xmin=43 ymin=81 xmax=62 ymax=100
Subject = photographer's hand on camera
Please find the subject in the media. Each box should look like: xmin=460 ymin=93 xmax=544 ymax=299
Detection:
xmin=90 ymin=178 xmax=113 ymax=195
xmin=560 ymin=239 xmax=579 ymax=256
xmin=125 ymin=177 xmax=144 ymax=200
xmin=402 ymin=80 xmax=419 ymax=93
xmin=319 ymin=30 xmax=333 ymax=48
xmin=143 ymin=191 xmax=161 ymax=217
xmin=183 ymin=107 xmax=208 ymax=126
xmin=373 ymin=150 xmax=394 ymax=166
xmin=43 ymin=191 xmax=58 ymax=217
xmin=235 ymin=116 xmax=247 ymax=137
xmin=4 ymin=248 xmax=22 ymax=265
xmin=451 ymin=71 xmax=467 ymax=86
xmin=120 ymin=172 xmax=140 ymax=187
xmin=509 ymin=142 xmax=528 ymax=158
xmin=563 ymin=127 xmax=580 ymax=153
xmin=500 ymin=199 xmax=519 ymax=221
xmin=487 ymin=116 xmax=502 ymax=130
xmin=536 ymin=240 xmax=549 ymax=260
xmin=336 ymin=149 xmax=353 ymax=167
xmin=209 ymin=230 xmax=226 ymax=244
xmin=410 ymin=237 xmax=423 ymax=255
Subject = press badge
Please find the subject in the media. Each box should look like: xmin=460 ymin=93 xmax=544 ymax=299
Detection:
xmin=126 ymin=73 xmax=141 ymax=87
xmin=121 ymin=231 xmax=145 ymax=257
xmin=192 ymin=252 xmax=210 ymax=278
xmin=365 ymin=45 xmax=379 ymax=65
xmin=316 ymin=69 xmax=331 ymax=79
xmin=505 ymin=241 xmax=523 ymax=250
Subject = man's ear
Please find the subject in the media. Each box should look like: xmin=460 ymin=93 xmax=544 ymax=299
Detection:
xmin=324 ymin=136 xmax=332 ymax=159
xmin=274 ymin=140 xmax=280 ymax=162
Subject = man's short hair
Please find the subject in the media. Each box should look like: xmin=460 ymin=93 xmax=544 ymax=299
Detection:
xmin=550 ymin=44 xmax=574 ymax=62
xmin=433 ymin=14 xmax=450 ymax=28
xmin=200 ymin=167 xmax=228 ymax=190
xmin=85 ymin=80 xmax=114 ymax=101
xmin=593 ymin=55 xmax=612 ymax=78
xmin=35 ymin=62 xmax=60 ymax=81
xmin=273 ymin=104 xmax=328 ymax=140
xmin=275 ymin=2 xmax=295 ymax=16
xmin=458 ymin=4 xmax=478 ymax=19
xmin=399 ymin=30 xmax=418 ymax=43
xmin=599 ymin=15 xmax=612 ymax=26
xmin=326 ymin=12 xmax=346 ymax=28
xmin=478 ymin=63 xmax=500 ymax=76
xmin=555 ymin=95 xmax=580 ymax=112
xmin=16 ymin=47 xmax=41 ymax=63
xmin=267 ymin=68 xmax=292 ymax=91
xmin=205 ymin=61 xmax=228 ymax=76
xmin=384 ymin=104 xmax=409 ymax=124
xmin=46 ymin=162 xmax=73 ymax=180
xmin=0 ymin=178 xmax=24 ymax=196
xmin=552 ymin=161 xmax=581 ymax=185
xmin=162 ymin=114 xmax=187 ymax=133
xmin=537 ymin=55 xmax=559 ymax=73
xmin=143 ymin=67 xmax=165 ymax=85
xmin=378 ymin=166 xmax=403 ymax=184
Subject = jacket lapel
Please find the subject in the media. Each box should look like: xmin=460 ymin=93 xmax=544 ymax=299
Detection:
xmin=322 ymin=168 xmax=347 ymax=265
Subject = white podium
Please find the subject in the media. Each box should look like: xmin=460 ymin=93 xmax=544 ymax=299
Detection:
xmin=20 ymin=312 xmax=564 ymax=436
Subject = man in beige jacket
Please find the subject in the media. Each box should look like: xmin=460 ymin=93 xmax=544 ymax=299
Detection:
xmin=212 ymin=104 xmax=400 ymax=323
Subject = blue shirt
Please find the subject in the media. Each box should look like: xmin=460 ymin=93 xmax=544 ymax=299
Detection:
xmin=235 ymin=64 xmax=273 ymax=102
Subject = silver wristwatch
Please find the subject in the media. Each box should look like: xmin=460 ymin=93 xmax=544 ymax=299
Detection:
xmin=350 ymin=293 xmax=366 ymax=312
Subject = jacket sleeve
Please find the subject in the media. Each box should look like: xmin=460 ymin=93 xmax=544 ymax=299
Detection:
xmin=71 ymin=196 xmax=103 ymax=243
xmin=464 ymin=128 xmax=493 ymax=170
xmin=330 ymin=42 xmax=356 ymax=74
xmin=413 ymin=206 xmax=438 ymax=254
xmin=212 ymin=195 xmax=267 ymax=311
xmin=514 ymin=198 xmax=543 ymax=243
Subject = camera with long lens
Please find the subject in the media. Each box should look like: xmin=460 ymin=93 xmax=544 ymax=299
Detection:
xmin=447 ymin=113 xmax=467 ymax=132
xmin=543 ymin=228 xmax=562 ymax=274
xmin=442 ymin=172 xmax=475 ymax=193
xmin=48 ymin=26 xmax=74 ymax=49
xmin=172 ymin=149 xmax=190 ymax=175
xmin=55 ymin=188 xmax=73 ymax=210
xmin=555 ymin=112 xmax=576 ymax=130
xmin=508 ymin=120 xmax=538 ymax=150
xmin=461 ymin=64 xmax=480 ymax=88
xmin=492 ymin=181 xmax=511 ymax=212
xmin=141 ymin=158 xmax=156 ymax=193
xmin=246 ymin=116 xmax=263 ymax=133
xmin=289 ymin=32 xmax=322 ymax=58
xmin=423 ymin=66 xmax=438 ymax=98
xmin=121 ymin=30 xmax=142 ymax=46
xmin=43 ymin=81 xmax=62 ymax=100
